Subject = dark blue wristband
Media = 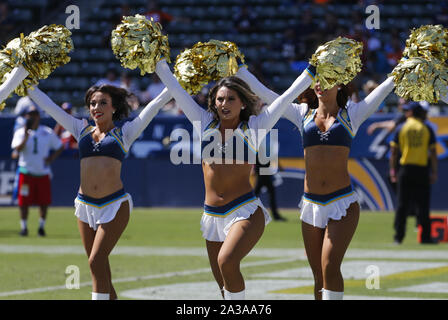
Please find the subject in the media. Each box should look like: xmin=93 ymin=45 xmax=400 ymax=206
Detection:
xmin=305 ymin=64 xmax=316 ymax=79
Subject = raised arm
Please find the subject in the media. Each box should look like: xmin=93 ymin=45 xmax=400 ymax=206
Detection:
xmin=348 ymin=76 xmax=395 ymax=134
xmin=235 ymin=66 xmax=280 ymax=105
xmin=122 ymin=87 xmax=172 ymax=144
xmin=27 ymin=86 xmax=85 ymax=140
xmin=155 ymin=59 xmax=210 ymax=133
xmin=0 ymin=66 xmax=29 ymax=103
xmin=249 ymin=65 xmax=314 ymax=144
xmin=236 ymin=66 xmax=309 ymax=128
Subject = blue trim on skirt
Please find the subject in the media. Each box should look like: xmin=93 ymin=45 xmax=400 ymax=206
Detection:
xmin=76 ymin=189 xmax=126 ymax=207
xmin=204 ymin=192 xmax=256 ymax=216
xmin=303 ymin=185 xmax=354 ymax=205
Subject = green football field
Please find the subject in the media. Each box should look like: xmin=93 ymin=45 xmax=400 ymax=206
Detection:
xmin=0 ymin=207 xmax=447 ymax=300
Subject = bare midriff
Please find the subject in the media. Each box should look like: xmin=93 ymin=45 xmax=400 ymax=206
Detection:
xmin=79 ymin=156 xmax=123 ymax=198
xmin=304 ymin=145 xmax=351 ymax=194
xmin=202 ymin=161 xmax=253 ymax=206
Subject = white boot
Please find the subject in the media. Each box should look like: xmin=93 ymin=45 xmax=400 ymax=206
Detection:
xmin=92 ymin=292 xmax=110 ymax=300
xmin=321 ymin=288 xmax=344 ymax=300
xmin=223 ymin=288 xmax=245 ymax=300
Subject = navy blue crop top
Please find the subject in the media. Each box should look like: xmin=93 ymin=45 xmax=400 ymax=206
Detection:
xmin=78 ymin=125 xmax=127 ymax=162
xmin=201 ymin=120 xmax=257 ymax=163
xmin=302 ymin=108 xmax=354 ymax=149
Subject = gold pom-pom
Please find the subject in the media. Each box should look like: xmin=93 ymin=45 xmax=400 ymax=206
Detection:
xmin=0 ymin=38 xmax=21 ymax=76
xmin=174 ymin=39 xmax=245 ymax=95
xmin=390 ymin=57 xmax=448 ymax=103
xmin=403 ymin=24 xmax=448 ymax=61
xmin=0 ymin=25 xmax=72 ymax=109
xmin=16 ymin=24 xmax=73 ymax=95
xmin=174 ymin=48 xmax=208 ymax=95
xmin=111 ymin=14 xmax=170 ymax=75
xmin=309 ymin=36 xmax=363 ymax=90
xmin=0 ymin=39 xmax=21 ymax=110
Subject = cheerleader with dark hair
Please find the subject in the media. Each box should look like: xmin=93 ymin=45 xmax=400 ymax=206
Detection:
xmin=236 ymin=57 xmax=395 ymax=300
xmin=155 ymin=58 xmax=314 ymax=300
xmin=26 ymin=83 xmax=171 ymax=300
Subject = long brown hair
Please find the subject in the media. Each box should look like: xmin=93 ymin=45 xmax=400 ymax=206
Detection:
xmin=85 ymin=85 xmax=132 ymax=121
xmin=298 ymin=83 xmax=355 ymax=110
xmin=207 ymin=76 xmax=259 ymax=122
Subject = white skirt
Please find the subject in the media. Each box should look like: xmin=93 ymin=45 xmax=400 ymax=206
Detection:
xmin=299 ymin=186 xmax=358 ymax=229
xmin=201 ymin=192 xmax=271 ymax=242
xmin=74 ymin=189 xmax=133 ymax=231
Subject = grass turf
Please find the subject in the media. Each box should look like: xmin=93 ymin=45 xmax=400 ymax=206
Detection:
xmin=0 ymin=207 xmax=447 ymax=299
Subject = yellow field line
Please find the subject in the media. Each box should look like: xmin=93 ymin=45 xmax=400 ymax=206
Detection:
xmin=271 ymin=266 xmax=448 ymax=294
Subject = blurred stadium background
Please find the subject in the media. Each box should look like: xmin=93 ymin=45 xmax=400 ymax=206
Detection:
xmin=0 ymin=0 xmax=448 ymax=300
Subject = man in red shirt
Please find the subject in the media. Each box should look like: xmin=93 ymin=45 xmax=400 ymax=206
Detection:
xmin=11 ymin=106 xmax=64 ymax=236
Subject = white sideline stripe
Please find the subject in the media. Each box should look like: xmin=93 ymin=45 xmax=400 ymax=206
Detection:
xmin=120 ymin=280 xmax=433 ymax=300
xmin=0 ymin=285 xmax=68 ymax=298
xmin=346 ymin=249 xmax=448 ymax=260
xmin=0 ymin=257 xmax=298 ymax=298
xmin=0 ymin=245 xmax=307 ymax=258
xmin=389 ymin=282 xmax=448 ymax=294
xmin=1 ymin=245 xmax=448 ymax=260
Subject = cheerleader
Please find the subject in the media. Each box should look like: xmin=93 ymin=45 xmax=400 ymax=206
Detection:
xmin=236 ymin=64 xmax=395 ymax=300
xmin=155 ymin=59 xmax=314 ymax=300
xmin=27 ymin=82 xmax=171 ymax=300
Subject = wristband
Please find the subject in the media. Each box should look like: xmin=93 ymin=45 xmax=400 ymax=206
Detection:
xmin=305 ymin=64 xmax=316 ymax=80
